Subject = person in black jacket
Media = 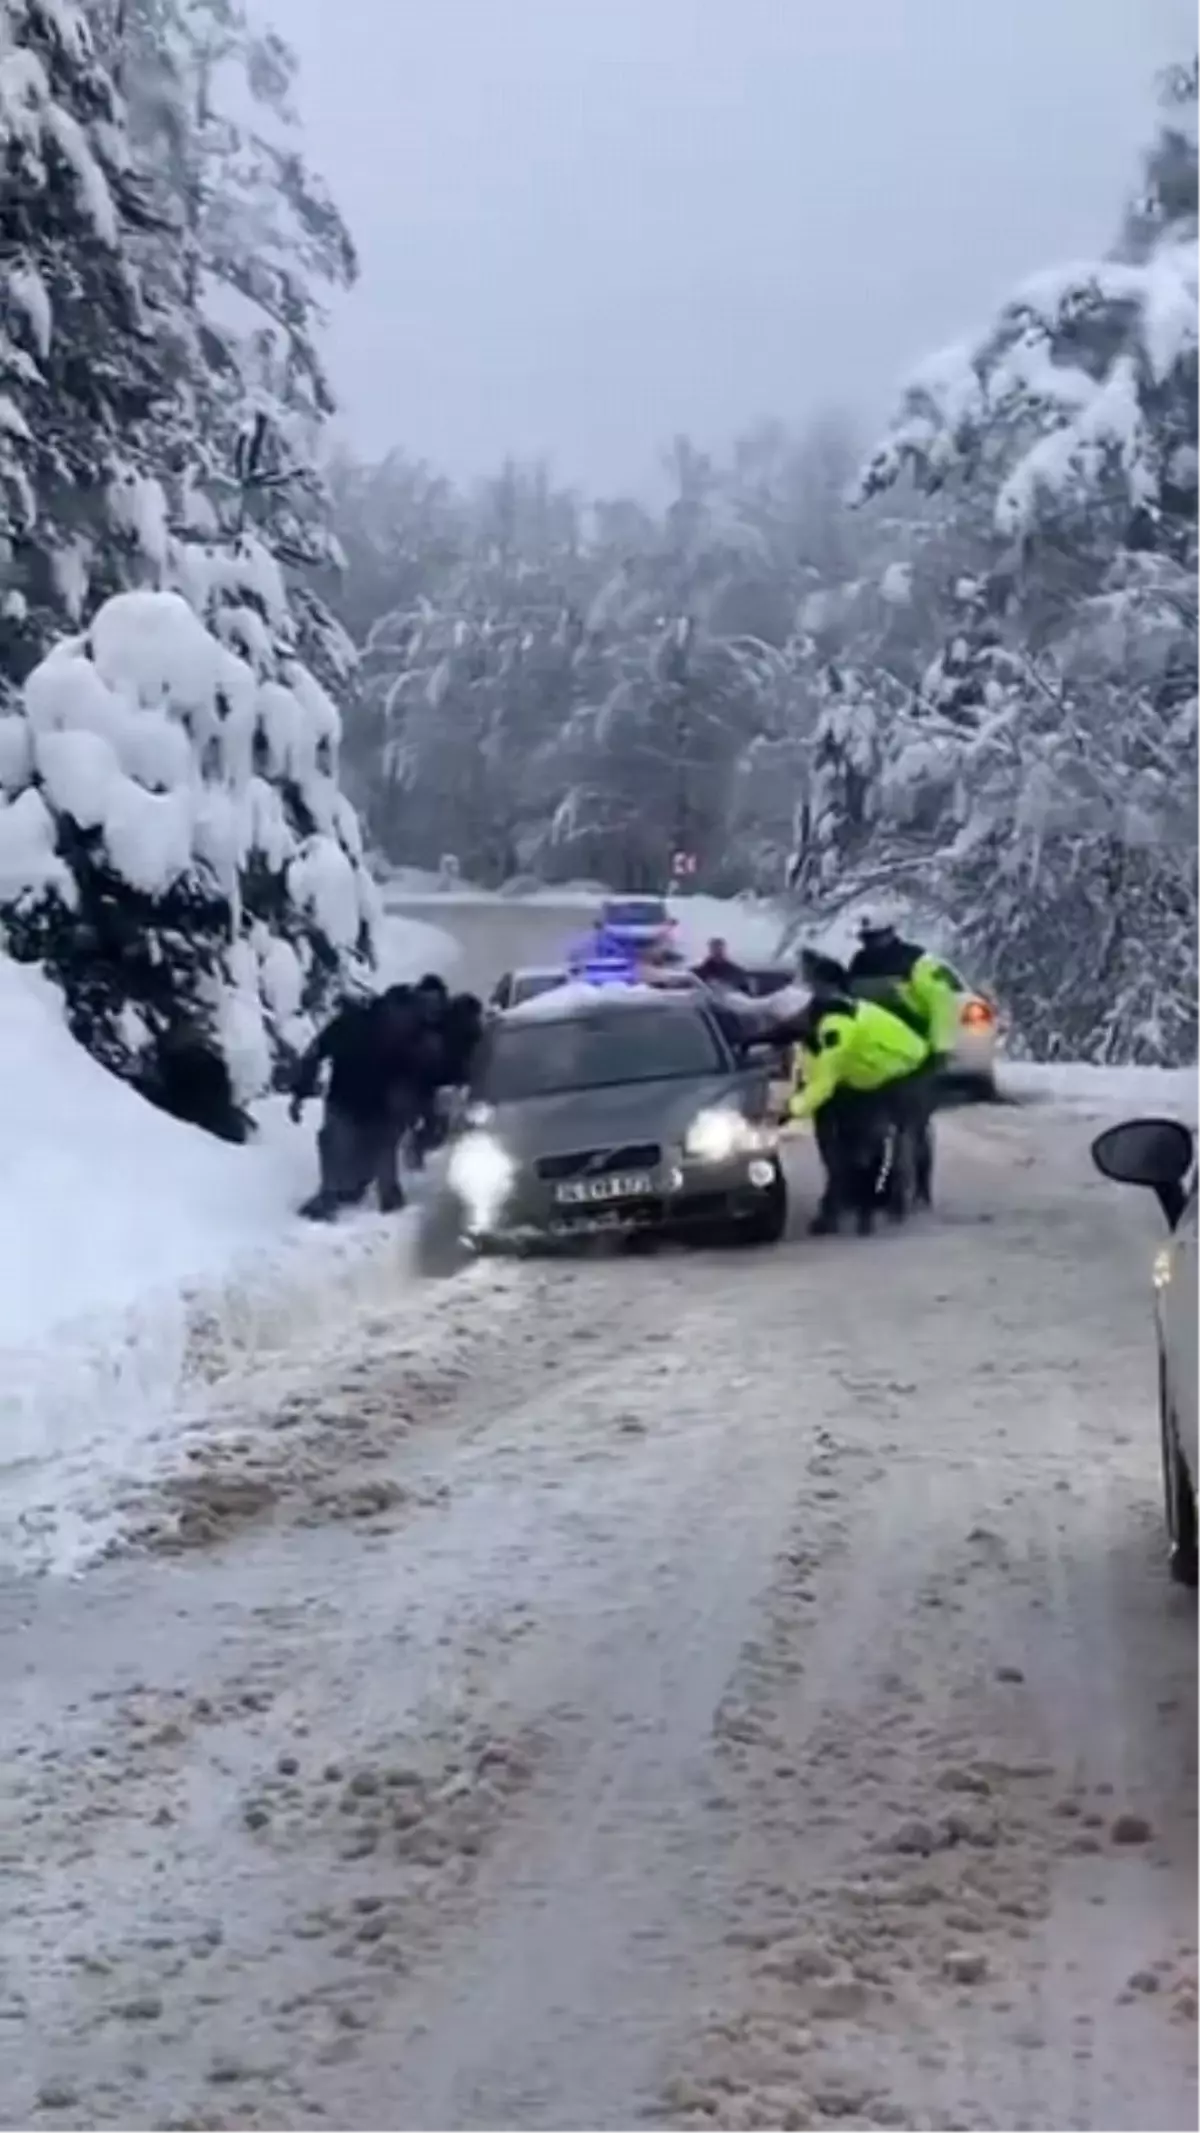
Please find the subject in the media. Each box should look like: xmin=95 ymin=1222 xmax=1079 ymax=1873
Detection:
xmin=403 ymin=980 xmax=487 ymax=1166
xmin=693 ymin=936 xmax=749 ymax=989
xmin=290 ymin=989 xmax=423 ymax=1220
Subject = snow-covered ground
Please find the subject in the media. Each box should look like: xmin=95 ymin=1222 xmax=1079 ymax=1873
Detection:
xmin=2 ymin=890 xmax=1194 ymax=1582
xmin=1003 ymin=1059 xmax=1197 ymax=1120
xmin=1 ymin=886 xmax=786 ymax=1574
xmin=1 ymin=1097 xmax=1195 ymax=2131
xmin=0 ymin=909 xmax=460 ymax=1575
xmin=0 ymin=898 xmax=1196 ymax=2128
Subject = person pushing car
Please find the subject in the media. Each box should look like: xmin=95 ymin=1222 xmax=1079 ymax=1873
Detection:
xmin=847 ymin=917 xmax=959 ymax=1060
xmin=846 ymin=917 xmax=961 ymax=1205
xmin=784 ymin=952 xmax=933 ymax=1235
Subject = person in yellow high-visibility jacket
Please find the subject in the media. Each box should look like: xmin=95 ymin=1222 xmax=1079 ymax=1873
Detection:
xmin=787 ymin=953 xmax=933 ymax=1235
xmin=847 ymin=918 xmax=961 ymax=1060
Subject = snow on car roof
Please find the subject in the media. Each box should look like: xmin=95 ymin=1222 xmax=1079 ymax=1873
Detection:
xmin=503 ymin=980 xmax=703 ymax=1021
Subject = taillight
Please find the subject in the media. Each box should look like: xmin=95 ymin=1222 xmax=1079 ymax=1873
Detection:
xmin=961 ymin=999 xmax=995 ymax=1029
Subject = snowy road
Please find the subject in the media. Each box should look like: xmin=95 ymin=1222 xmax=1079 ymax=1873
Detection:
xmin=2 ymin=1093 xmax=1195 ymax=2130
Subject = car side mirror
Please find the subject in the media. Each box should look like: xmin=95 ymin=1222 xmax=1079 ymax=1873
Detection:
xmin=737 ymin=1040 xmax=779 ymax=1067
xmin=1091 ymin=1117 xmax=1195 ymax=1229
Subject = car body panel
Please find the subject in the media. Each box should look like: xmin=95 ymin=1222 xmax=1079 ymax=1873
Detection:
xmin=936 ymin=962 xmax=1000 ymax=1081
xmin=1159 ymin=1183 xmax=1198 ymax=1477
xmin=1090 ymin=1118 xmax=1197 ymax=1577
xmin=599 ymin=896 xmax=676 ymax=954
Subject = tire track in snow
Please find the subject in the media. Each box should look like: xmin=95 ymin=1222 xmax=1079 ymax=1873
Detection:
xmin=0 ymin=1101 xmax=1194 ymax=2131
xmin=657 ymin=1107 xmax=1196 ymax=2133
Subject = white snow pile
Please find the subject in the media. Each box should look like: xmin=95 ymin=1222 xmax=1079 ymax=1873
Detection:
xmin=0 ymin=932 xmax=452 ymax=1581
xmin=0 ymin=584 xmax=379 ymax=1097
xmin=1005 ymin=1060 xmax=1197 ymax=1122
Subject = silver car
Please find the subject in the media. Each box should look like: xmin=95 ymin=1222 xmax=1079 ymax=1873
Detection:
xmin=440 ymin=987 xmax=788 ymax=1250
xmin=1092 ymin=1116 xmax=1197 ymax=1587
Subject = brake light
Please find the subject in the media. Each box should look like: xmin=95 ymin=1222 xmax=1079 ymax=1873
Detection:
xmin=961 ymin=999 xmax=995 ymax=1028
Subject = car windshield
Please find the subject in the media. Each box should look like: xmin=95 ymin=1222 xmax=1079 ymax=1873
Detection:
xmin=477 ymin=1006 xmax=725 ymax=1101
xmin=604 ymin=900 xmax=667 ymax=928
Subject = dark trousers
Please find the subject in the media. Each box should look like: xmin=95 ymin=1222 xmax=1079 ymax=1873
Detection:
xmin=812 ymin=1090 xmax=887 ymax=1231
xmin=883 ymin=1062 xmax=937 ymax=1206
xmin=813 ymin=1076 xmax=930 ymax=1234
xmin=302 ymin=1099 xmax=406 ymax=1219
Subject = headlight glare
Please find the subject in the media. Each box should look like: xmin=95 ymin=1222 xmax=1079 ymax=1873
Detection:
xmin=686 ymin=1106 xmax=756 ymax=1162
xmin=447 ymin=1131 xmax=515 ymax=1227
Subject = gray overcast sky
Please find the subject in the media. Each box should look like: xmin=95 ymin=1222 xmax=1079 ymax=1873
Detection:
xmin=279 ymin=0 xmax=1194 ymax=494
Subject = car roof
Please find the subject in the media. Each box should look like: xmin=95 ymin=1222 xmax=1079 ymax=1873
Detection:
xmin=500 ymin=981 xmax=712 ymax=1025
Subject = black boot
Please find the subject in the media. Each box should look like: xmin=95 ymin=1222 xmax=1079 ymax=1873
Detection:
xmin=808 ymin=1203 xmax=840 ymax=1237
xmin=299 ymin=1190 xmax=338 ymax=1222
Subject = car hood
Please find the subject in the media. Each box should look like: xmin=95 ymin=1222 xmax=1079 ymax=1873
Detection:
xmin=483 ymin=1072 xmax=748 ymax=1157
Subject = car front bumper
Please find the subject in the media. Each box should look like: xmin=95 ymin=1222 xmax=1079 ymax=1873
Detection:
xmin=457 ymin=1150 xmax=783 ymax=1243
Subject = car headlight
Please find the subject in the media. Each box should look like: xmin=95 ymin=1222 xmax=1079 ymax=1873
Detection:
xmin=685 ymin=1107 xmax=774 ymax=1162
xmin=446 ymin=1131 xmax=515 ymax=1226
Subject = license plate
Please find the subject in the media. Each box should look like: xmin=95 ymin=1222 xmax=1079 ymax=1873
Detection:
xmin=555 ymin=1171 xmax=653 ymax=1206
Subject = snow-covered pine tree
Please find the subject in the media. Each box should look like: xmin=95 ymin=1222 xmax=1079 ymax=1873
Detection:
xmin=860 ymin=55 xmax=1196 ymax=632
xmin=0 ymin=0 xmax=186 ymax=688
xmin=171 ymin=521 xmax=380 ymax=1059
xmin=100 ymin=0 xmax=360 ymax=700
xmin=857 ymin=57 xmax=1198 ymax=1063
xmin=787 ymin=661 xmax=891 ymax=901
xmin=0 ymin=579 xmax=378 ymax=1132
xmin=360 ymin=464 xmax=593 ymax=881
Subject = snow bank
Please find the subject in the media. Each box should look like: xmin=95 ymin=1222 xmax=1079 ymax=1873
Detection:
xmin=0 ymin=959 xmax=412 ymax=1576
xmin=1002 ymin=1060 xmax=1196 ymax=1122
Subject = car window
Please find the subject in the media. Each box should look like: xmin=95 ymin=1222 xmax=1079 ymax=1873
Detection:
xmin=603 ymin=899 xmax=668 ymax=928
xmin=477 ymin=1006 xmax=725 ymax=1101
xmin=510 ymin=970 xmax=566 ymax=1005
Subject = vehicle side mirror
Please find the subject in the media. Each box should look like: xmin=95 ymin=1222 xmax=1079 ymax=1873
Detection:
xmin=738 ymin=1040 xmax=779 ymax=1067
xmin=1091 ymin=1117 xmax=1195 ymax=1228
